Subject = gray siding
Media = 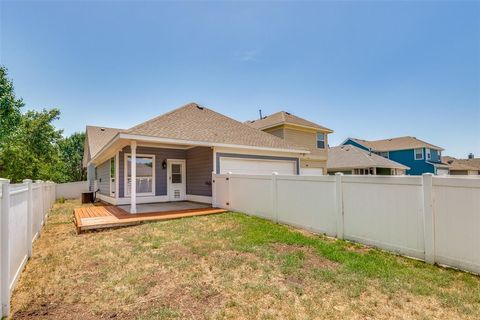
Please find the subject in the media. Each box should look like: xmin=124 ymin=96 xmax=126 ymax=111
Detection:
xmin=119 ymin=146 xmax=187 ymax=197
xmin=97 ymin=159 xmax=111 ymax=195
xmin=186 ymin=147 xmax=213 ymax=196
xmin=87 ymin=164 xmax=95 ymax=191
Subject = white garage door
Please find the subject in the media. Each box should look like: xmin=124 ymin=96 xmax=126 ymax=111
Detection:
xmin=219 ymin=157 xmax=296 ymax=175
xmin=300 ymin=168 xmax=324 ymax=176
xmin=436 ymin=168 xmax=449 ymax=176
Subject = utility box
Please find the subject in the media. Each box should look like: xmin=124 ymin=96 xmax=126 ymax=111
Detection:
xmin=81 ymin=192 xmax=94 ymax=204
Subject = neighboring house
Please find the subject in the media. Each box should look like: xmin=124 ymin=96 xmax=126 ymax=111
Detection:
xmin=341 ymin=136 xmax=449 ymax=175
xmin=442 ymin=156 xmax=480 ymax=175
xmin=246 ymin=111 xmax=333 ymax=175
xmin=82 ymin=103 xmax=309 ymax=212
xmin=327 ymin=145 xmax=409 ymax=175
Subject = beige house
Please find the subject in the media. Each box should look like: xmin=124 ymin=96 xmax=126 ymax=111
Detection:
xmin=327 ymin=145 xmax=409 ymax=175
xmin=442 ymin=156 xmax=480 ymax=175
xmin=246 ymin=111 xmax=333 ymax=175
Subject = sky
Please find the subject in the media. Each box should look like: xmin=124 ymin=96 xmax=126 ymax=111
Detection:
xmin=1 ymin=1 xmax=479 ymax=158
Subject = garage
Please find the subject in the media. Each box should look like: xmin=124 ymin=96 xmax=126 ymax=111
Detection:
xmin=436 ymin=168 xmax=449 ymax=176
xmin=218 ymin=157 xmax=297 ymax=175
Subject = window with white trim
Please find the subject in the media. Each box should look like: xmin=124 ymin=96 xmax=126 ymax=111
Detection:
xmin=426 ymin=148 xmax=431 ymax=160
xmin=125 ymin=155 xmax=155 ymax=196
xmin=414 ymin=148 xmax=424 ymax=160
xmin=316 ymin=133 xmax=326 ymax=149
xmin=374 ymin=151 xmax=389 ymax=159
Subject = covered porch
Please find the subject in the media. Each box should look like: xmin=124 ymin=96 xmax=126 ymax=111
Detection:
xmin=91 ymin=137 xmax=215 ymax=214
xmin=74 ymin=201 xmax=227 ymax=233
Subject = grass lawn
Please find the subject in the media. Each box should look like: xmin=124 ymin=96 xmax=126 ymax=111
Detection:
xmin=10 ymin=200 xmax=480 ymax=319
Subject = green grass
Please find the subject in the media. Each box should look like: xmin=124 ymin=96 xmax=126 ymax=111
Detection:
xmin=9 ymin=201 xmax=480 ymax=319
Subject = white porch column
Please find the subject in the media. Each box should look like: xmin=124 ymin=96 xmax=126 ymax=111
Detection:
xmin=131 ymin=141 xmax=137 ymax=214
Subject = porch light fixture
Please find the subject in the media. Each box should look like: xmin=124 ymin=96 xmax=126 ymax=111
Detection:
xmin=162 ymin=160 xmax=167 ymax=169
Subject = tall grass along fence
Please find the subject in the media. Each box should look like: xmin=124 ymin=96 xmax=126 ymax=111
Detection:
xmin=0 ymin=179 xmax=56 ymax=317
xmin=212 ymin=173 xmax=480 ymax=275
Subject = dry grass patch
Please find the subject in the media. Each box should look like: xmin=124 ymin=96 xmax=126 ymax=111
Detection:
xmin=9 ymin=200 xmax=480 ymax=319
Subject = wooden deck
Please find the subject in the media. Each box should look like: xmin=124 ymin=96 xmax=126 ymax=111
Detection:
xmin=73 ymin=205 xmax=227 ymax=233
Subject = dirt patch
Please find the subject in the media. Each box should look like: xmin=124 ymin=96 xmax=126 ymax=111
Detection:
xmin=344 ymin=241 xmax=371 ymax=254
xmin=272 ymin=243 xmax=339 ymax=270
xmin=11 ymin=302 xmax=99 ymax=320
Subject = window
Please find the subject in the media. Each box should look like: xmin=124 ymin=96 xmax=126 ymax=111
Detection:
xmin=110 ymin=158 xmax=115 ymax=178
xmin=414 ymin=148 xmax=424 ymax=160
xmin=125 ymin=155 xmax=155 ymax=196
xmin=171 ymin=164 xmax=182 ymax=183
xmin=374 ymin=151 xmax=389 ymax=159
xmin=110 ymin=158 xmax=116 ymax=196
xmin=316 ymin=133 xmax=326 ymax=149
xmin=426 ymin=148 xmax=431 ymax=160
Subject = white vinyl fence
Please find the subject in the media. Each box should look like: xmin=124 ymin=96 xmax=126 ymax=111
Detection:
xmin=0 ymin=179 xmax=56 ymax=317
xmin=212 ymin=173 xmax=480 ymax=274
xmin=56 ymin=180 xmax=89 ymax=200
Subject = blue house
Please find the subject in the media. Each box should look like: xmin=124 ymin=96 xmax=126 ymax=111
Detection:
xmin=341 ymin=136 xmax=449 ymax=175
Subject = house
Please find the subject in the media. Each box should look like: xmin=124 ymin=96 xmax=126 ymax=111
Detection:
xmin=246 ymin=111 xmax=333 ymax=175
xmin=442 ymin=156 xmax=480 ymax=175
xmin=82 ymin=103 xmax=309 ymax=213
xmin=327 ymin=145 xmax=409 ymax=175
xmin=341 ymin=136 xmax=449 ymax=175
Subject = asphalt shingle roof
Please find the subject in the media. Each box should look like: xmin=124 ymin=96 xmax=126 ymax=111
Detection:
xmin=246 ymin=111 xmax=333 ymax=132
xmin=349 ymin=136 xmax=444 ymax=152
xmin=84 ymin=103 xmax=308 ymax=165
xmin=125 ymin=103 xmax=306 ymax=151
xmin=327 ymin=145 xmax=409 ymax=170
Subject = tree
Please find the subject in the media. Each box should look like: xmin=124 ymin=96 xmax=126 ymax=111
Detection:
xmin=58 ymin=132 xmax=86 ymax=182
xmin=1 ymin=108 xmax=63 ymax=182
xmin=0 ymin=66 xmax=86 ymax=183
xmin=0 ymin=66 xmax=24 ymax=173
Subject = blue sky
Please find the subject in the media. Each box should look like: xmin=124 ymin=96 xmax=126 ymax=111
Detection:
xmin=1 ymin=1 xmax=479 ymax=158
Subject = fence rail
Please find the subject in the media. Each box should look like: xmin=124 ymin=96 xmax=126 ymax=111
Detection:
xmin=212 ymin=173 xmax=480 ymax=275
xmin=0 ymin=179 xmax=55 ymax=317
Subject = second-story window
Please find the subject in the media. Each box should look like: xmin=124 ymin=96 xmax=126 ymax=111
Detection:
xmin=426 ymin=148 xmax=431 ymax=160
xmin=316 ymin=133 xmax=325 ymax=149
xmin=414 ymin=148 xmax=424 ymax=160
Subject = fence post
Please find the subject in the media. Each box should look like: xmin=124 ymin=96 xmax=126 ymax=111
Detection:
xmin=272 ymin=172 xmax=278 ymax=223
xmin=23 ymin=179 xmax=33 ymax=257
xmin=335 ymin=173 xmax=344 ymax=239
xmin=1 ymin=181 xmax=11 ymax=316
xmin=422 ymin=173 xmax=435 ymax=264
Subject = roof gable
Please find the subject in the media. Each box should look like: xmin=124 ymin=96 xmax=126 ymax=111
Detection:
xmin=246 ymin=111 xmax=332 ymax=132
xmin=84 ymin=126 xmax=123 ymax=164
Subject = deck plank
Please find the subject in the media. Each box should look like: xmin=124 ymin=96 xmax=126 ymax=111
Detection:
xmin=73 ymin=205 xmax=227 ymax=233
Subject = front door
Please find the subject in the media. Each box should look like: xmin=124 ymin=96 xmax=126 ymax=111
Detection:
xmin=167 ymin=159 xmax=186 ymax=201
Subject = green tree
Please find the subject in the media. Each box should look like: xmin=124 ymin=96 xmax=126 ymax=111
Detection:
xmin=0 ymin=66 xmax=24 ymax=173
xmin=58 ymin=132 xmax=86 ymax=182
xmin=1 ymin=108 xmax=63 ymax=182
